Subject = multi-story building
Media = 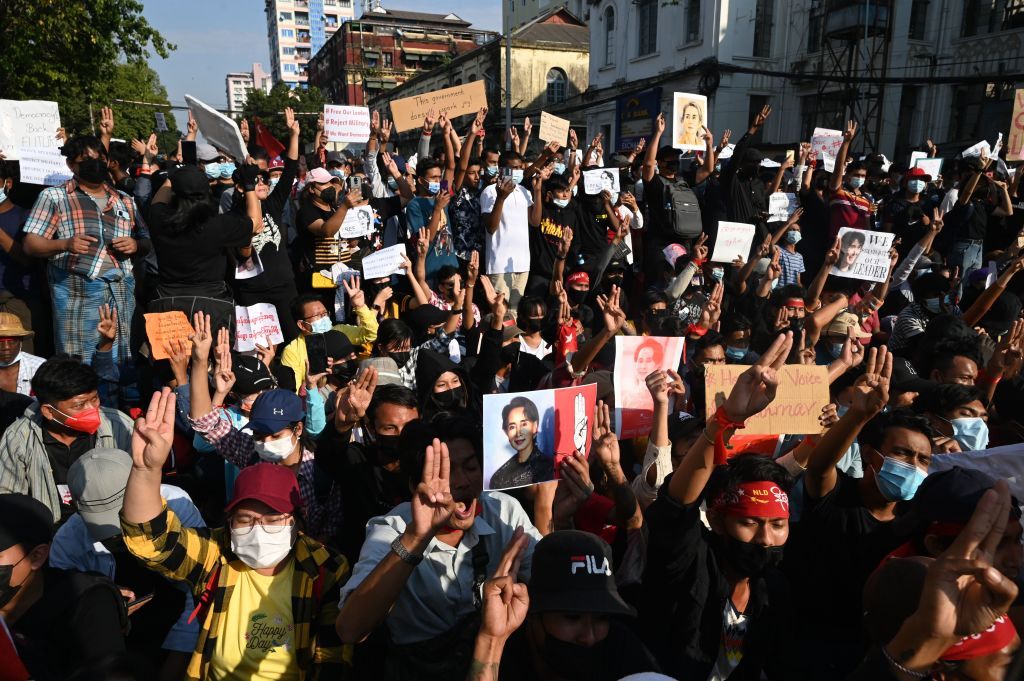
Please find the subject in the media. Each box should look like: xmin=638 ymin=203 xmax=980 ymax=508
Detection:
xmin=225 ymin=63 xmax=273 ymax=112
xmin=308 ymin=6 xmax=496 ymax=106
xmin=265 ymin=0 xmax=355 ymax=88
xmin=503 ymin=0 xmax=583 ymax=33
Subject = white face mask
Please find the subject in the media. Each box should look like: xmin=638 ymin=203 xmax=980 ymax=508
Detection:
xmin=253 ymin=431 xmax=296 ymax=462
xmin=230 ymin=523 xmax=296 ymax=569
xmin=0 ymin=350 xmax=22 ymax=368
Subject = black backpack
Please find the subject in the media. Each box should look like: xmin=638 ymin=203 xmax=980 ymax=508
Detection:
xmin=660 ymin=176 xmax=702 ymax=240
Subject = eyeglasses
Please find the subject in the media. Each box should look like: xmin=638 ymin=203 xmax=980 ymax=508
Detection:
xmin=230 ymin=512 xmax=294 ymax=534
xmin=302 ymin=311 xmax=329 ymax=322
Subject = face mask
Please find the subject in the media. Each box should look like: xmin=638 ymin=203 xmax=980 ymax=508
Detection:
xmin=387 ymin=177 xmax=399 ymax=191
xmin=922 ymin=297 xmax=941 ymax=313
xmin=0 ymin=350 xmax=22 ymax=368
xmin=0 ymin=188 xmax=7 ymax=204
xmin=0 ymin=555 xmax=28 ymax=610
xmin=785 ymin=230 xmax=802 ymax=245
xmin=77 ymin=157 xmax=110 ymax=184
xmin=711 ymin=267 xmax=725 ymax=282
xmin=848 ymin=177 xmax=866 ymax=189
xmin=950 ymin=417 xmax=989 ymax=451
xmin=711 ymin=532 xmax=784 ymax=577
xmin=538 ymin=632 xmax=607 ymax=681
xmin=371 ymin=431 xmax=402 ymax=463
xmin=388 ymin=350 xmax=411 ymax=368
xmin=219 ymin=162 xmax=236 ymax=179
xmin=319 ymin=187 xmax=337 ymax=206
xmin=253 ymin=431 xmax=297 ymax=463
xmin=908 ymin=179 xmax=926 ymax=194
xmin=725 ymin=346 xmax=746 ymax=361
xmin=309 ymin=316 xmax=332 ymax=334
xmin=875 ymin=456 xmax=927 ymax=502
xmin=230 ymin=523 xmax=296 ymax=569
xmin=485 ymin=165 xmax=499 ymax=177
xmin=49 ymin=404 xmax=101 ymax=435
xmin=204 ymin=162 xmax=222 ymax=179
xmin=554 ymin=162 xmax=566 ymax=175
xmin=829 ymin=342 xmax=845 ymax=360
xmin=433 ymin=387 xmax=467 ymax=410
xmin=269 ymin=177 xmax=281 ymax=189
xmin=426 ymin=181 xmax=441 ymax=195
xmin=329 ymin=168 xmax=346 ymax=179
xmin=567 ymin=288 xmax=588 ymax=306
xmin=552 ymin=197 xmax=570 ymax=208
xmin=331 ymin=361 xmax=357 ymax=384
xmin=509 ymin=169 xmax=524 ymax=184
xmin=521 ymin=317 xmax=544 ymax=334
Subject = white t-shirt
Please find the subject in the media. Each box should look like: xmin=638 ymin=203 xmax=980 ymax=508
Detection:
xmin=518 ymin=335 xmax=552 ymax=360
xmin=480 ymin=184 xmax=533 ymax=275
xmin=708 ymin=600 xmax=748 ymax=681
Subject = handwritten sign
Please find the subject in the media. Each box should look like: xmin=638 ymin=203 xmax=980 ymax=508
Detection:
xmin=185 ymin=94 xmax=247 ymax=162
xmin=1010 ymin=89 xmax=1024 ymax=162
xmin=811 ymin=127 xmax=843 ymax=165
xmin=613 ymin=336 xmax=685 ymax=439
xmin=143 ymin=311 xmax=194 ymax=361
xmin=914 ymin=157 xmax=943 ymax=180
xmin=583 ymin=168 xmax=620 ymax=195
xmin=389 ymin=81 xmax=487 ymax=133
xmin=711 ymin=221 xmax=755 ymax=263
xmin=830 ymin=227 xmax=895 ymax=283
xmin=234 ymin=303 xmax=285 ymax=352
xmin=324 ymin=104 xmax=370 ymax=143
xmin=538 ymin=111 xmax=570 ymax=147
xmin=962 ymin=140 xmax=991 ymax=159
xmin=768 ymin=192 xmax=798 ymax=222
xmin=705 ymin=365 xmax=829 ymax=435
xmin=18 ymin=147 xmax=72 ymax=186
xmin=361 ymin=244 xmax=407 ymax=279
xmin=338 ymin=204 xmax=375 ymax=239
xmin=0 ymin=100 xmax=61 ymax=160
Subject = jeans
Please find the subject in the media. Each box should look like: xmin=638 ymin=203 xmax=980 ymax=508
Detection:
xmin=949 ymin=240 xmax=984 ymax=296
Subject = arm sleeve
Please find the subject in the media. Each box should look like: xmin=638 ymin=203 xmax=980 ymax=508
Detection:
xmin=417 ymin=133 xmax=431 ymax=161
xmin=364 ymin=151 xmax=387 ymax=199
xmin=90 ymin=349 xmax=120 ymax=383
xmin=121 ymin=503 xmax=223 ymax=592
xmin=630 ymin=441 xmax=673 ymax=508
xmin=891 ymin=242 xmax=925 ymax=287
xmin=304 ymin=387 xmax=327 ymax=437
xmin=21 ymin=189 xmax=60 ymax=239
xmin=188 ymin=410 xmax=256 ymax=468
xmin=338 ymin=514 xmax=402 ymax=608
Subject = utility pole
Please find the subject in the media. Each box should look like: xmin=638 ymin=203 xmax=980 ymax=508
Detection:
xmin=89 ymin=103 xmax=95 ymax=135
xmin=504 ymin=24 xmax=512 ymax=149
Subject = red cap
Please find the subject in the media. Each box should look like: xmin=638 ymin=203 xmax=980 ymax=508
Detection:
xmin=268 ymin=156 xmax=285 ymax=170
xmin=224 ymin=463 xmax=302 ymax=515
xmin=905 ymin=166 xmax=932 ymax=182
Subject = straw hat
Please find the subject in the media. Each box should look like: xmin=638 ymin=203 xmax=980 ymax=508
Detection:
xmin=0 ymin=312 xmax=33 ymax=338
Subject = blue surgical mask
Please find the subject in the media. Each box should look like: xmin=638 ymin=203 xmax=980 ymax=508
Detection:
xmin=922 ymin=297 xmax=941 ymax=313
xmin=0 ymin=188 xmax=6 ymax=204
xmin=387 ymin=177 xmax=399 ymax=192
xmin=552 ymin=198 xmax=570 ymax=208
xmin=725 ymin=346 xmax=746 ymax=361
xmin=509 ymin=169 xmax=524 ymax=184
xmin=785 ymin=230 xmax=802 ymax=245
xmin=949 ymin=417 xmax=989 ymax=451
xmin=836 ymin=403 xmax=850 ymax=418
xmin=554 ymin=162 xmax=566 ymax=175
xmin=848 ymin=177 xmax=866 ymax=189
xmin=309 ymin=317 xmax=333 ymax=334
xmin=714 ymin=163 xmax=722 ymax=173
xmin=485 ymin=166 xmax=499 ymax=177
xmin=219 ymin=162 xmax=236 ymax=179
xmin=204 ymin=162 xmax=222 ymax=179
xmin=329 ymin=168 xmax=346 ymax=179
xmin=711 ymin=267 xmax=725 ymax=281
xmin=875 ymin=456 xmax=927 ymax=502
xmin=908 ymin=179 xmax=926 ymax=194
xmin=427 ymin=181 xmax=441 ymax=195
xmin=269 ymin=177 xmax=280 ymax=189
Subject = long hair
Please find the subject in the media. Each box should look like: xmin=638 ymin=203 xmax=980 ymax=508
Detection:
xmin=160 ymin=194 xmax=218 ymax=235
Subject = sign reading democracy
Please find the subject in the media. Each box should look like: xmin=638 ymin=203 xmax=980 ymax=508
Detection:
xmin=0 ymin=99 xmax=61 ymax=160
xmin=324 ymin=105 xmax=370 ymax=143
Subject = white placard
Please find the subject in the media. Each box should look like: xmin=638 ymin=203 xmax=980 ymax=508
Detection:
xmin=711 ymin=221 xmax=755 ymax=263
xmin=931 ymin=443 xmax=1024 ymax=503
xmin=811 ymin=127 xmax=843 ymax=165
xmin=0 ymin=100 xmax=61 ymax=160
xmin=234 ymin=303 xmax=285 ymax=352
xmin=583 ymin=168 xmax=620 ymax=195
xmin=361 ymin=244 xmax=407 ymax=279
xmin=768 ymin=192 xmax=798 ymax=222
xmin=234 ymin=252 xmax=264 ymax=280
xmin=821 ymin=152 xmax=836 ymax=173
xmin=338 ymin=204 xmax=375 ymax=239
xmin=909 ymin=150 xmax=927 ymax=168
xmin=185 ymin=94 xmax=247 ymax=162
xmin=324 ymin=104 xmax=370 ymax=144
xmin=962 ymin=140 xmax=991 ymax=159
xmin=672 ymin=92 xmax=708 ymax=151
xmin=154 ymin=112 xmax=168 ymax=132
xmin=18 ymin=147 xmax=73 ymax=186
xmin=913 ymin=157 xmax=943 ymax=179
xmin=829 ymin=227 xmax=895 ymax=283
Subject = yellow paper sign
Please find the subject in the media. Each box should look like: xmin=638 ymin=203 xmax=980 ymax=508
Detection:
xmin=538 ymin=111 xmax=570 ymax=147
xmin=143 ymin=311 xmax=193 ymax=361
xmin=1009 ymin=89 xmax=1024 ymax=162
xmin=704 ymin=365 xmax=829 ymax=435
xmin=389 ymin=81 xmax=487 ymax=133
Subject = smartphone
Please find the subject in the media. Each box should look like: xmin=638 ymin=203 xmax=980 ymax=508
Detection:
xmin=181 ymin=140 xmax=197 ymax=166
xmin=785 ymin=149 xmax=795 ymax=164
xmin=440 ymin=179 xmax=449 ymax=194
xmin=127 ymin=592 xmax=155 ymax=609
xmin=348 ymin=175 xmax=362 ymax=191
xmin=501 ymin=167 xmax=513 ymax=179
xmin=307 ymin=332 xmax=329 ymax=375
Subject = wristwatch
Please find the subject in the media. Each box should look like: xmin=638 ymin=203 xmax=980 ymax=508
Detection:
xmin=391 ymin=536 xmax=423 ymax=566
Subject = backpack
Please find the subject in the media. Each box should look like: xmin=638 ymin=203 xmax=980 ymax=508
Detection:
xmin=661 ymin=176 xmax=702 ymax=240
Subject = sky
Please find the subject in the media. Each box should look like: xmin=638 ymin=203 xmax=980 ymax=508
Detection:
xmin=142 ymin=0 xmax=501 ymax=111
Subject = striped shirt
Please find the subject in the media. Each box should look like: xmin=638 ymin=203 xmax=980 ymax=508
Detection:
xmin=827 ymin=187 xmax=873 ymax=238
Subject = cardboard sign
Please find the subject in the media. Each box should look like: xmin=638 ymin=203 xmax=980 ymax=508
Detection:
xmin=909 ymin=150 xmax=928 ymax=168
xmin=234 ymin=303 xmax=285 ymax=352
xmin=613 ymin=336 xmax=686 ymax=439
xmin=143 ymin=311 xmax=194 ymax=361
xmin=538 ymin=111 xmax=570 ymax=147
xmin=18 ymin=147 xmax=72 ymax=186
xmin=389 ymin=81 xmax=487 ymax=133
xmin=830 ymin=227 xmax=895 ymax=283
xmin=711 ymin=221 xmax=755 ymax=263
xmin=0 ymin=99 xmax=61 ymax=160
xmin=768 ymin=192 xmax=798 ymax=222
xmin=583 ymin=168 xmax=620 ymax=195
xmin=1010 ymin=89 xmax=1024 ymax=162
xmin=185 ymin=94 xmax=247 ymax=161
xmin=338 ymin=204 xmax=376 ymax=239
xmin=324 ymin=104 xmax=370 ymax=143
xmin=361 ymin=244 xmax=407 ymax=279
xmin=483 ymin=383 xmax=597 ymax=491
xmin=913 ymin=157 xmax=943 ymax=180
xmin=672 ymin=92 xmax=707 ymax=151
xmin=811 ymin=127 xmax=843 ymax=165
xmin=704 ymin=365 xmax=829 ymax=435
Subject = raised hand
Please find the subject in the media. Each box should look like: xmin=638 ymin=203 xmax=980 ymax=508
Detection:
xmin=496 ymin=177 xmax=517 ymax=198
xmin=838 ymin=328 xmax=865 ymax=369
xmin=380 ymin=118 xmax=393 ymax=143
xmin=556 ymin=226 xmax=574 ymax=259
xmin=568 ymin=129 xmax=579 ymax=149
xmin=700 ymin=281 xmax=724 ymax=328
xmin=334 ymin=366 xmax=377 ymax=430
xmin=824 ymin=236 xmax=841 ymax=267
xmin=130 ymin=389 xmax=176 ymax=471
xmin=422 ymin=108 xmax=437 ymax=135
xmin=165 ymin=338 xmax=192 ymax=385
xmin=213 ymin=341 xmax=236 ymax=397
xmin=573 ymin=392 xmax=589 ymax=456
xmin=646 ymin=369 xmax=684 ymax=405
xmin=97 ymin=304 xmax=118 ymax=349
xmin=552 ymin=452 xmax=593 ymax=522
xmin=240 ymin=119 xmax=250 ymax=144
xmin=372 ymin=285 xmax=393 ymax=313
xmin=849 ymin=345 xmax=892 ymax=417
xmin=590 ymin=401 xmax=620 ymax=472
xmin=655 ymin=112 xmax=666 ymax=136
xmin=721 ymin=331 xmax=793 ymax=423
xmin=507 ymin=126 xmax=520 ymax=147
xmin=284 ymin=107 xmax=299 ymax=136
xmin=467 ymin=250 xmax=480 ymax=287
xmin=479 ymin=528 xmax=530 ymax=642
xmin=406 ymin=439 xmax=457 ymax=545
xmin=187 ymin=111 xmax=198 ymax=138
xmin=719 ymin=129 xmax=732 ymax=147
xmin=371 ymin=110 xmax=381 ymax=138
xmin=189 ymin=312 xmax=213 ymax=362
xmin=596 ymin=285 xmax=626 ymax=334
xmin=523 ymin=116 xmax=533 ymax=138
xmin=342 ymin=275 xmax=366 ymax=309
xmin=99 ymin=106 xmax=115 ymax=137
xmin=751 ymin=104 xmax=772 ymax=131
xmin=930 ymin=207 xmax=945 ymax=234
xmin=843 ymin=119 xmax=858 ymax=142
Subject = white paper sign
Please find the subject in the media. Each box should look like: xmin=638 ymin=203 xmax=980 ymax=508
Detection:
xmin=234 ymin=303 xmax=285 ymax=352
xmin=361 ymin=244 xmax=407 ymax=279
xmin=768 ymin=192 xmax=798 ymax=222
xmin=18 ymin=147 xmax=73 ymax=186
xmin=909 ymin=150 xmax=927 ymax=168
xmin=324 ymin=105 xmax=370 ymax=144
xmin=338 ymin=204 xmax=375 ymax=239
xmin=913 ymin=157 xmax=943 ymax=179
xmin=185 ymin=94 xmax=247 ymax=162
xmin=931 ymin=443 xmax=1024 ymax=502
xmin=811 ymin=127 xmax=843 ymax=165
xmin=672 ymin=93 xmax=708 ymax=151
xmin=711 ymin=222 xmax=755 ymax=263
xmin=821 ymin=152 xmax=836 ymax=173
xmin=962 ymin=140 xmax=991 ymax=159
xmin=0 ymin=100 xmax=61 ymax=160
xmin=583 ymin=168 xmax=620 ymax=195
xmin=829 ymin=227 xmax=895 ymax=283
xmin=234 ymin=252 xmax=264 ymax=280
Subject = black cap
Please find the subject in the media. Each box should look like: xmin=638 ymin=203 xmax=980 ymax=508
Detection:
xmin=890 ymin=356 xmax=935 ymax=395
xmin=0 ymin=494 xmax=54 ymax=551
xmin=742 ymin=148 xmax=764 ymax=164
xmin=893 ymin=467 xmax=1019 ymax=536
xmin=169 ymin=165 xmax=211 ymax=199
xmin=324 ymin=329 xmax=355 ymax=361
xmin=404 ymin=305 xmax=450 ymax=334
xmin=655 ymin=145 xmax=680 ymax=162
xmin=528 ymin=530 xmax=636 ymax=617
xmin=232 ymin=354 xmax=275 ymax=395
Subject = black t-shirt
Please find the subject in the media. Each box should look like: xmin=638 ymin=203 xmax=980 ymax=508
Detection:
xmin=296 ymin=198 xmax=333 ymax=266
xmin=884 ymin=196 xmax=929 ymax=257
xmin=233 ymin=157 xmax=299 ymax=294
xmin=946 ymin=198 xmax=990 ymax=241
xmin=797 ymin=188 xmax=830 ymax=278
xmin=530 ymin=200 xmax=584 ymax=275
xmin=41 ymin=429 xmax=96 ymax=520
xmin=148 ymin=204 xmax=252 ymax=288
xmin=576 ymin=194 xmax=615 ymax=261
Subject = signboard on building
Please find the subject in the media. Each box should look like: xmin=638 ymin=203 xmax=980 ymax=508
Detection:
xmin=615 ymin=88 xmax=661 ymax=152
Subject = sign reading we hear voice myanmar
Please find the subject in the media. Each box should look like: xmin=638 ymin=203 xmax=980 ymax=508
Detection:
xmin=389 ymin=81 xmax=488 ymax=133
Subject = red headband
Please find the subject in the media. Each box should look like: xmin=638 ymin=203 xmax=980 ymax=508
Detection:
xmin=784 ymin=298 xmax=805 ymax=309
xmin=567 ymin=272 xmax=590 ymax=287
xmin=942 ymin=615 xmax=1017 ymax=661
xmin=711 ymin=481 xmax=790 ymax=519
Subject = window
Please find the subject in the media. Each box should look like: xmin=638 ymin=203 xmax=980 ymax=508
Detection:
xmin=283 ymin=46 xmax=296 ymax=55
xmin=281 ymin=28 xmax=294 ymax=38
xmin=753 ymin=0 xmax=773 ymax=57
xmin=279 ymin=11 xmax=293 ymax=21
xmin=325 ymin=0 xmax=337 ymax=5
xmin=908 ymin=0 xmax=929 ymax=38
xmin=339 ymin=0 xmax=351 ymax=6
xmin=383 ymin=52 xmax=393 ymax=67
xmin=546 ymin=68 xmax=567 ymax=104
xmin=963 ymin=0 xmax=1024 ymax=36
xmin=603 ymin=7 xmax=615 ymax=65
xmin=637 ymin=0 xmax=657 ymax=56
xmin=807 ymin=1 xmax=824 ymax=52
xmin=509 ymin=0 xmax=514 ymax=11
xmin=685 ymin=0 xmax=701 ymax=43
xmin=284 ymin=63 xmax=297 ymax=73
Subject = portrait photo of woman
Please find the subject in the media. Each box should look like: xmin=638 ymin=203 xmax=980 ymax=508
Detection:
xmin=488 ymin=395 xmax=554 ymax=489
xmin=673 ymin=93 xmax=707 ymax=150
xmin=836 ymin=229 xmax=866 ymax=273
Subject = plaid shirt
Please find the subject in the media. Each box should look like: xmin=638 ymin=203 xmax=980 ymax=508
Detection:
xmin=122 ymin=503 xmax=351 ymax=681
xmin=190 ymin=410 xmax=344 ymax=543
xmin=22 ymin=179 xmax=144 ymax=279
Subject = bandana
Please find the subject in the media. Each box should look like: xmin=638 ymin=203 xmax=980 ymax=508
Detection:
xmin=711 ymin=481 xmax=790 ymax=519
xmin=941 ymin=615 xmax=1017 ymax=661
xmin=567 ymin=271 xmax=590 ymax=287
xmin=784 ymin=298 xmax=805 ymax=309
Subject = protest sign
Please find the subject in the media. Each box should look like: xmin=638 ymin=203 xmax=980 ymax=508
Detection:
xmin=914 ymin=157 xmax=943 ymax=179
xmin=704 ymin=365 xmax=829 ymax=435
xmin=672 ymin=93 xmax=707 ymax=151
xmin=962 ymin=140 xmax=990 ymax=159
xmin=18 ymin=147 xmax=73 ymax=186
xmin=338 ymin=205 xmax=376 ymax=239
xmin=483 ymin=383 xmax=597 ymax=491
xmin=538 ymin=111 xmax=570 ymax=147
xmin=613 ymin=336 xmax=685 ymax=439
xmin=821 ymin=152 xmax=836 ymax=173
xmin=830 ymin=227 xmax=895 ymax=283
xmin=583 ymin=168 xmax=620 ymax=195
xmin=389 ymin=81 xmax=487 ymax=133
xmin=324 ymin=104 xmax=370 ymax=143
xmin=361 ymin=244 xmax=407 ymax=279
xmin=932 ymin=443 xmax=1024 ymax=502
xmin=0 ymin=99 xmax=61 ymax=160
xmin=234 ymin=252 xmax=264 ymax=280
xmin=143 ymin=311 xmax=194 ymax=361
xmin=710 ymin=221 xmax=755 ymax=263
xmin=909 ymin=150 xmax=928 ymax=168
xmin=184 ymin=94 xmax=247 ymax=161
xmin=154 ymin=112 xmax=168 ymax=132
xmin=811 ymin=127 xmax=843 ymax=163
xmin=234 ymin=303 xmax=285 ymax=352
xmin=1010 ymin=89 xmax=1024 ymax=162
xmin=768 ymin=192 xmax=798 ymax=222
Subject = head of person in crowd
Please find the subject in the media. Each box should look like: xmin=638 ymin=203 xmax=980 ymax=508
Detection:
xmin=904 ymin=166 xmax=931 ymax=197
xmin=927 ymin=337 xmax=981 ymax=385
xmin=821 ymin=312 xmax=870 ymax=360
xmin=231 ymin=164 xmax=273 ymax=202
xmin=917 ymin=383 xmax=989 ymax=452
xmin=889 ymin=356 xmax=935 ymax=408
xmin=196 ymin=143 xmax=227 ymax=182
xmin=912 ymin=271 xmax=956 ymax=316
xmin=689 ymin=331 xmax=726 ymax=373
xmin=0 ymin=313 xmax=33 ymax=369
xmin=599 ymin=261 xmax=628 ymax=295
xmin=811 ymin=166 xmax=830 ymax=193
xmin=550 ymin=148 xmax=568 ymax=176
xmin=67 ymin=447 xmax=138 ymax=553
xmin=565 ymin=270 xmax=591 ymax=308
xmin=845 ymin=160 xmax=868 ymax=190
xmin=32 ymin=357 xmax=102 ymax=436
xmin=305 ymin=167 xmax=338 ymax=208
xmin=324 ymin=330 xmax=358 ymax=386
xmin=655 ymin=146 xmax=680 ymax=179
xmin=291 ymin=293 xmax=334 ymax=337
xmin=399 ymin=414 xmax=483 ymax=529
xmin=501 ymin=395 xmax=541 ymax=461
xmin=957 ymin=157 xmax=985 ymax=190
xmin=435 ymin=265 xmax=465 ymax=307
xmin=228 ymin=354 xmax=276 ymax=417
xmin=62 ymin=135 xmax=110 ymax=188
xmin=245 ymin=389 xmax=306 ymax=464
xmin=326 ymin=158 xmax=346 ymax=179
xmin=247 ymin=145 xmax=270 ymax=171
xmin=364 ymin=384 xmax=420 ymax=470
xmin=267 ymin=155 xmax=285 ymax=189
xmin=640 ymin=290 xmax=669 ymax=335
xmin=374 ymin=319 xmax=414 ymax=370
xmin=482 ymin=147 xmax=501 ymax=181
xmin=633 ymin=338 xmax=664 ymax=379
xmin=106 ymin=141 xmax=139 ymax=194
xmin=544 ymin=174 xmax=572 ymax=209
xmin=163 ymin=165 xmax=218 ymax=233
xmin=859 ymin=408 xmax=934 ymax=503
xmin=722 ymin=314 xmax=755 ymax=363
xmin=500 ymin=150 xmax=526 ymax=185
xmin=838 ymin=230 xmax=865 ymax=272
xmin=517 ymin=295 xmax=547 ymax=336
xmin=224 ymin=463 xmax=305 ymax=571
xmin=404 ymin=305 xmax=448 ymax=345
xmin=462 ymin=155 xmax=484 ymax=192
xmin=770 ymin=284 xmax=808 ymax=334
xmin=415 ymin=157 xmax=443 ymax=197
xmin=0 ymin=494 xmax=55 ymax=616
xmin=738 ymin=148 xmax=764 ymax=179
xmin=415 ymin=348 xmax=470 ymax=417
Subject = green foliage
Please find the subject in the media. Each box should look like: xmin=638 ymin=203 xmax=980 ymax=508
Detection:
xmin=99 ymin=63 xmax=179 ymax=148
xmin=240 ymin=82 xmax=327 ymax=149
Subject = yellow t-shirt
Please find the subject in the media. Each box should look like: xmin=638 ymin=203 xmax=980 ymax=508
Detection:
xmin=209 ymin=560 xmax=300 ymax=681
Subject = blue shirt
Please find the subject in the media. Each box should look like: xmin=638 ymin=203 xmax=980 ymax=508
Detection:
xmin=405 ymin=196 xmax=457 ymax=283
xmin=0 ymin=203 xmax=30 ymax=296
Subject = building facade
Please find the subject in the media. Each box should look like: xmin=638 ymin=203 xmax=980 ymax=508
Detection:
xmin=503 ymin=0 xmax=583 ymax=33
xmin=307 ymin=7 xmax=495 ymax=106
xmin=264 ymin=0 xmax=354 ymax=87
xmin=225 ymin=64 xmax=273 ymax=113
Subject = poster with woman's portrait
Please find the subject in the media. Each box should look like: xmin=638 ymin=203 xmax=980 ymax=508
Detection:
xmin=483 ymin=383 xmax=597 ymax=491
xmin=829 ymin=227 xmax=895 ymax=283
xmin=613 ymin=336 xmax=686 ymax=439
xmin=338 ymin=204 xmax=376 ymax=239
xmin=672 ymin=92 xmax=708 ymax=151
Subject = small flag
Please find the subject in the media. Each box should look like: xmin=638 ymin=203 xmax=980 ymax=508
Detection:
xmin=253 ymin=117 xmax=285 ymax=157
xmin=154 ymin=112 xmax=168 ymax=132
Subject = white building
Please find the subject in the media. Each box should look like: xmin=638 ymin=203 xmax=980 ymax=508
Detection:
xmin=265 ymin=0 xmax=354 ymax=87
xmin=225 ymin=63 xmax=273 ymax=112
xmin=503 ymin=0 xmax=584 ymax=32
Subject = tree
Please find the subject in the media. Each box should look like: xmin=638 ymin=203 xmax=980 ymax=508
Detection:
xmin=97 ymin=63 xmax=180 ymax=151
xmin=241 ymin=82 xmax=327 ymax=149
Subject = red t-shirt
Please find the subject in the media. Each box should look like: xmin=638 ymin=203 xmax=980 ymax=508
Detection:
xmin=828 ymin=187 xmax=873 ymax=238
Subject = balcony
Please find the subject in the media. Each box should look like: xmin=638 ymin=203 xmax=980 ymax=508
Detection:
xmin=297 ymin=31 xmax=311 ymax=43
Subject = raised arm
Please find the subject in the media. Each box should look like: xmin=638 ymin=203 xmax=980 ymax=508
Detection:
xmin=591 ymin=402 xmax=642 ymax=530
xmin=122 ymin=388 xmax=177 ymax=524
xmin=284 ymin=107 xmax=300 ymax=161
xmin=454 ymin=109 xmax=486 ymax=192
xmin=642 ymin=113 xmax=665 ymax=184
xmin=829 ymin=120 xmax=857 ymax=192
xmin=694 ymin=127 xmax=716 ymax=185
xmin=518 ymin=117 xmax=532 ymax=156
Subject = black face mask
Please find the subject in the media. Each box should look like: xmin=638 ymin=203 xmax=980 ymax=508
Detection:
xmin=603 ymin=275 xmax=624 ymax=289
xmin=387 ymin=350 xmax=411 ymax=368
xmin=539 ymin=630 xmax=609 ymax=681
xmin=319 ymin=187 xmax=338 ymax=207
xmin=645 ymin=308 xmax=669 ymax=329
xmin=521 ymin=316 xmax=544 ymax=334
xmin=499 ymin=343 xmax=520 ymax=366
xmin=566 ymin=288 xmax=588 ymax=306
xmin=433 ymin=387 xmax=467 ymax=410
xmin=789 ymin=316 xmax=805 ymax=333
xmin=77 ymin=157 xmax=110 ymax=184
xmin=331 ymin=361 xmax=357 ymax=384
xmin=372 ymin=432 xmax=402 ymax=464
xmin=711 ymin=532 xmax=784 ymax=577
xmin=0 ymin=555 xmax=28 ymax=610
